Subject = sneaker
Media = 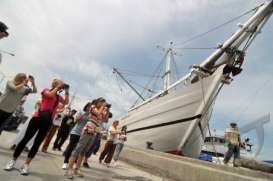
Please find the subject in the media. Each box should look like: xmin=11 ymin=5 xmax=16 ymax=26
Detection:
xmin=82 ymin=162 xmax=90 ymax=168
xmin=105 ymin=163 xmax=110 ymax=168
xmin=66 ymin=169 xmax=73 ymax=179
xmin=4 ymin=159 xmax=16 ymax=171
xmin=112 ymin=161 xmax=117 ymax=167
xmin=62 ymin=163 xmax=68 ymax=170
xmin=74 ymin=168 xmax=84 ymax=178
xmin=20 ymin=164 xmax=30 ymax=175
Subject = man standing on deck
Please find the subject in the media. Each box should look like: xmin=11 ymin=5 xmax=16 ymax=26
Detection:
xmin=223 ymin=122 xmax=241 ymax=166
xmin=0 ymin=21 xmax=9 ymax=39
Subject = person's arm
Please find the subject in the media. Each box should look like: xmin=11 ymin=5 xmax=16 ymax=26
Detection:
xmin=109 ymin=128 xmax=122 ymax=135
xmin=34 ymin=101 xmax=40 ymax=110
xmin=63 ymin=109 xmax=70 ymax=117
xmin=56 ymin=103 xmax=65 ymax=113
xmin=28 ymin=76 xmax=37 ymax=93
xmin=74 ymin=112 xmax=88 ymax=123
xmin=61 ymin=88 xmax=69 ymax=105
xmin=43 ymin=87 xmax=60 ymax=98
xmin=7 ymin=81 xmax=25 ymax=91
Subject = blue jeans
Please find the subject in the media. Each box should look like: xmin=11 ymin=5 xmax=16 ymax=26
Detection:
xmin=113 ymin=143 xmax=124 ymax=161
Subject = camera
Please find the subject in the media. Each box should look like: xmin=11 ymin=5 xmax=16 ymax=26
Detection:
xmin=60 ymin=83 xmax=70 ymax=90
xmin=106 ymin=103 xmax=111 ymax=108
xmin=108 ymin=112 xmax=113 ymax=118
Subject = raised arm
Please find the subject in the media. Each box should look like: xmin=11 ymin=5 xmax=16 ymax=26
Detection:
xmin=43 ymin=87 xmax=60 ymax=98
xmin=28 ymin=76 xmax=37 ymax=93
xmin=7 ymin=81 xmax=26 ymax=91
xmin=63 ymin=88 xmax=69 ymax=105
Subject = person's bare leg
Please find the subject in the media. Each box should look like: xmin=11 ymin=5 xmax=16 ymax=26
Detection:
xmin=67 ymin=155 xmax=76 ymax=179
xmin=75 ymin=155 xmax=84 ymax=177
xmin=68 ymin=156 xmax=76 ymax=170
xmin=25 ymin=158 xmax=32 ymax=165
xmin=76 ymin=155 xmax=83 ymax=169
xmin=83 ymin=157 xmax=88 ymax=164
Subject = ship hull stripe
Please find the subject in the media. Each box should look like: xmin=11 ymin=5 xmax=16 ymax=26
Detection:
xmin=127 ymin=114 xmax=202 ymax=133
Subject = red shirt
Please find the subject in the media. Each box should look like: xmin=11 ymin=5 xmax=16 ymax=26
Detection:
xmin=39 ymin=88 xmax=65 ymax=119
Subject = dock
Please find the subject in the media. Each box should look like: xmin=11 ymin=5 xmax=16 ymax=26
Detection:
xmin=0 ymin=131 xmax=272 ymax=181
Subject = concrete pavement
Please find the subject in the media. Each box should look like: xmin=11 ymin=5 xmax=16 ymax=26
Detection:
xmin=119 ymin=146 xmax=273 ymax=181
xmin=0 ymin=131 xmax=166 ymax=181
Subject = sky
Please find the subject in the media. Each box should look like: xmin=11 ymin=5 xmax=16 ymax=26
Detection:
xmin=0 ymin=0 xmax=272 ymax=159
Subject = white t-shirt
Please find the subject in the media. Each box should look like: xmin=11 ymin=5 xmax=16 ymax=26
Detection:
xmin=114 ymin=133 xmax=127 ymax=144
xmin=53 ymin=112 xmax=63 ymax=126
xmin=107 ymin=126 xmax=119 ymax=141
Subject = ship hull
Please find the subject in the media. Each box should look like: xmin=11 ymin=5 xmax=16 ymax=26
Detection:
xmin=121 ymin=67 xmax=224 ymax=158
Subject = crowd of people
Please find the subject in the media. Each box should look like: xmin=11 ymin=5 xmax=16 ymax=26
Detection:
xmin=0 ymin=73 xmax=128 ymax=178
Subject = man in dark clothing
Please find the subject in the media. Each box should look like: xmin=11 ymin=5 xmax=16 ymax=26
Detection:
xmin=53 ymin=109 xmax=77 ymax=151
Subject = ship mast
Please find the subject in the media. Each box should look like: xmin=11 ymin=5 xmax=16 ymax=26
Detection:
xmin=163 ymin=42 xmax=174 ymax=91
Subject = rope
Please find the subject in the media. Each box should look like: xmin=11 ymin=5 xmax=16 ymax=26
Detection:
xmin=118 ymin=69 xmax=161 ymax=78
xmin=175 ymin=4 xmax=261 ymax=47
xmin=115 ymin=73 xmax=123 ymax=93
xmin=128 ymin=80 xmax=156 ymax=93
xmin=172 ymin=53 xmax=180 ymax=81
xmin=174 ymin=47 xmax=217 ymax=50
xmin=132 ymin=55 xmax=166 ymax=106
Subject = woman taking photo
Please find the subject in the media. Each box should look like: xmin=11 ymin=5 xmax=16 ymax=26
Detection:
xmin=0 ymin=73 xmax=37 ymax=132
xmin=62 ymin=102 xmax=93 ymax=170
xmin=5 ymin=79 xmax=69 ymax=175
xmin=65 ymin=98 xmax=106 ymax=179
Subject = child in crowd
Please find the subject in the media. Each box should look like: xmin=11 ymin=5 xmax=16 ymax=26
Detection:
xmin=53 ymin=109 xmax=77 ymax=151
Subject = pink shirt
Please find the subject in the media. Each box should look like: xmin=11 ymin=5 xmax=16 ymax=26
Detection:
xmin=39 ymin=88 xmax=64 ymax=119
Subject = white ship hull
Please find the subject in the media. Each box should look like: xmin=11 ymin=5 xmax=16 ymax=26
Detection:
xmin=122 ymin=67 xmax=225 ymax=158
